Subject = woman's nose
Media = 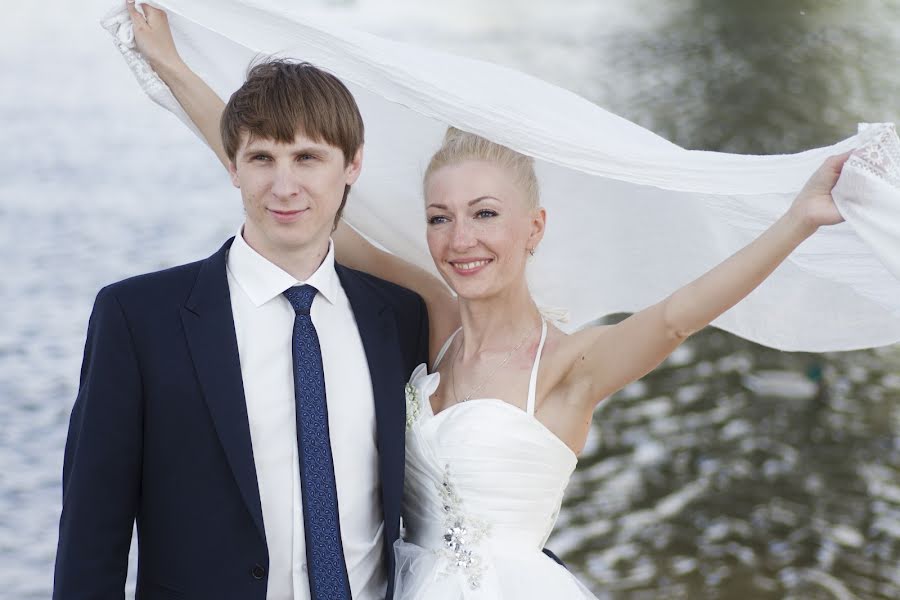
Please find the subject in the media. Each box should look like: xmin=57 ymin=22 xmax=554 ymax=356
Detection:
xmin=450 ymin=220 xmax=476 ymax=250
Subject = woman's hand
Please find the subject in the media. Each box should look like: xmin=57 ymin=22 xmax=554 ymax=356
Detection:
xmin=126 ymin=1 xmax=183 ymax=73
xmin=787 ymin=152 xmax=852 ymax=232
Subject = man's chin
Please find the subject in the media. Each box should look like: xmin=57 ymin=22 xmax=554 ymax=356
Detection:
xmin=276 ymin=227 xmax=333 ymax=252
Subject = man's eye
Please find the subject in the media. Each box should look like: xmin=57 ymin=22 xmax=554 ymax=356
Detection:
xmin=252 ymin=155 xmax=270 ymax=161
xmin=298 ymin=154 xmax=316 ymax=161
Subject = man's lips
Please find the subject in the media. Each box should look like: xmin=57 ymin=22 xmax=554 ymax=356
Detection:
xmin=268 ymin=208 xmax=309 ymax=223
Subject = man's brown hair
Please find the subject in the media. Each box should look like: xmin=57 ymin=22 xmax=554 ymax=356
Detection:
xmin=221 ymin=60 xmax=365 ymax=224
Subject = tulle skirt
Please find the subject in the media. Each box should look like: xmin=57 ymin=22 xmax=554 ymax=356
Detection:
xmin=393 ymin=539 xmax=598 ymax=599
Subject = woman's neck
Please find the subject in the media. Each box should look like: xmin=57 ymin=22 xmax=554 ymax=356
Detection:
xmin=456 ymin=279 xmax=542 ymax=357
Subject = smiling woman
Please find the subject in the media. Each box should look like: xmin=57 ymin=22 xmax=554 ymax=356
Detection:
xmin=422 ymin=128 xmax=544 ymax=307
xmin=424 ymin=159 xmax=543 ymax=304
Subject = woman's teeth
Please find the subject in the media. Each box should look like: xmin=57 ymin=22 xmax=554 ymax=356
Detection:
xmin=455 ymin=260 xmax=490 ymax=270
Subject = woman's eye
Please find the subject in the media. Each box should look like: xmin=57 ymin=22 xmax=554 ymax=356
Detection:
xmin=475 ymin=209 xmax=498 ymax=218
xmin=428 ymin=215 xmax=449 ymax=225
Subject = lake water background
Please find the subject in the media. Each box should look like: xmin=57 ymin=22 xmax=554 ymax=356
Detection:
xmin=2 ymin=1 xmax=899 ymax=598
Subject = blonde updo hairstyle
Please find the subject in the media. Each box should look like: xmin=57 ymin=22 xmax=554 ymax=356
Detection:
xmin=424 ymin=127 xmax=540 ymax=209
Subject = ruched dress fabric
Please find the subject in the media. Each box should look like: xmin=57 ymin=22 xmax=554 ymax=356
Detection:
xmin=394 ymin=323 xmax=598 ymax=599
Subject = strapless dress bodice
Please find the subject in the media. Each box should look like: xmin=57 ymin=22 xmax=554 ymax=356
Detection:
xmin=394 ymin=359 xmax=597 ymax=598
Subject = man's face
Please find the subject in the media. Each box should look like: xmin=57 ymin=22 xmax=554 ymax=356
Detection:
xmin=228 ymin=130 xmax=362 ymax=259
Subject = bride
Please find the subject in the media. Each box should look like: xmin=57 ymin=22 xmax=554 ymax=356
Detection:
xmin=336 ymin=134 xmax=846 ymax=599
xmin=127 ymin=2 xmax=857 ymax=597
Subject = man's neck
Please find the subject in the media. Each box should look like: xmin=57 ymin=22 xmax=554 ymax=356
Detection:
xmin=241 ymin=226 xmax=331 ymax=282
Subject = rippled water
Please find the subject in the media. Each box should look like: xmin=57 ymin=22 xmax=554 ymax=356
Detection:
xmin=2 ymin=1 xmax=899 ymax=598
xmin=551 ymin=329 xmax=900 ymax=599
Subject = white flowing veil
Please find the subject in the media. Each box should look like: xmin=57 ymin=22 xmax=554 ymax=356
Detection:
xmin=103 ymin=0 xmax=900 ymax=351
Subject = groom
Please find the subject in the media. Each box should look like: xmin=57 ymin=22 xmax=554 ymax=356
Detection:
xmin=53 ymin=60 xmax=428 ymax=600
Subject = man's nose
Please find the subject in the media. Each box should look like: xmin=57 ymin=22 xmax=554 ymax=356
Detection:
xmin=270 ymin=164 xmax=301 ymax=199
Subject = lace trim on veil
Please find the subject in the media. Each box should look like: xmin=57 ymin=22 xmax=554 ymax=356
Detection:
xmin=849 ymin=123 xmax=900 ymax=190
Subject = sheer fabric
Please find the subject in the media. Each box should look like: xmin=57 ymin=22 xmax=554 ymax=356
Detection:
xmin=103 ymin=0 xmax=900 ymax=351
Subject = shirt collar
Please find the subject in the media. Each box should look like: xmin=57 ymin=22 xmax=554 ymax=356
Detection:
xmin=227 ymin=227 xmax=340 ymax=308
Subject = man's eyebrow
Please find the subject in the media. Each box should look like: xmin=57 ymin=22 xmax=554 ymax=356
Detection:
xmin=242 ymin=144 xmax=328 ymax=155
xmin=242 ymin=146 xmax=271 ymax=155
xmin=292 ymin=146 xmax=327 ymax=155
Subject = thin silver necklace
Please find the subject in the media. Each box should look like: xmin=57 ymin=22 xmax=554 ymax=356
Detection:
xmin=450 ymin=322 xmax=539 ymax=404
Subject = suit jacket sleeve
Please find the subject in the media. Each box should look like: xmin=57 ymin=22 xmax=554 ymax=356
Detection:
xmin=53 ymin=287 xmax=144 ymax=600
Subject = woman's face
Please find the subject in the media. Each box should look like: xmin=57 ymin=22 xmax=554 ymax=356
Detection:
xmin=424 ymin=160 xmax=544 ymax=301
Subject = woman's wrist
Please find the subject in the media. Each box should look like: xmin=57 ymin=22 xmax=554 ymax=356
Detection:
xmin=147 ymin=52 xmax=189 ymax=83
xmin=783 ymin=205 xmax=820 ymax=240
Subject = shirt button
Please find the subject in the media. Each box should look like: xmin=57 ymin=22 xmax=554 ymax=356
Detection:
xmin=251 ymin=564 xmax=266 ymax=580
xmin=301 ymin=563 xmax=308 ymax=573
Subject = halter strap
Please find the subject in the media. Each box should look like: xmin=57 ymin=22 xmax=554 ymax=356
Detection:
xmin=526 ymin=319 xmax=548 ymax=416
xmin=433 ymin=328 xmax=462 ymax=369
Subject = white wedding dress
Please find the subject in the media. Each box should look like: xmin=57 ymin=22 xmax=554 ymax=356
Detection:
xmin=394 ymin=321 xmax=597 ymax=599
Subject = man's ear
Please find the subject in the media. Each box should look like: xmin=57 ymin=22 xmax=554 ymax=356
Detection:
xmin=346 ymin=145 xmax=364 ymax=185
xmin=227 ymin=159 xmax=240 ymax=188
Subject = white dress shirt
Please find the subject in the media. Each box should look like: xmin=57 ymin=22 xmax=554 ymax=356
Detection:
xmin=226 ymin=229 xmax=385 ymax=600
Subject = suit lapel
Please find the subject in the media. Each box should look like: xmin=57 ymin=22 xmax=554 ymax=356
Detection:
xmin=180 ymin=238 xmax=266 ymax=540
xmin=336 ymin=265 xmax=406 ymax=551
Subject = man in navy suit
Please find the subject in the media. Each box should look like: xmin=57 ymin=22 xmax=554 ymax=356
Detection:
xmin=53 ymin=58 xmax=427 ymax=600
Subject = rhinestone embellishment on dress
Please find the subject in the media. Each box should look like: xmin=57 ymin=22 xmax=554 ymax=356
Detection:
xmin=436 ymin=465 xmax=490 ymax=589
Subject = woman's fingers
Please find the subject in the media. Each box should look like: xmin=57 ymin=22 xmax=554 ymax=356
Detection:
xmin=820 ymin=151 xmax=852 ymax=188
xmin=142 ymin=3 xmax=169 ymax=27
xmin=127 ymin=1 xmax=170 ymax=30
xmin=804 ymin=152 xmax=851 ymax=196
xmin=125 ymin=0 xmax=147 ymax=26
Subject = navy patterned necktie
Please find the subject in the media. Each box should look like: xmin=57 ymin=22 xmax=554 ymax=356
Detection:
xmin=283 ymin=285 xmax=352 ymax=600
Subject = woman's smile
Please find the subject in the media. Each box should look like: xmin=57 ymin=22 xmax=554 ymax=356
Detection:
xmin=448 ymin=258 xmax=493 ymax=276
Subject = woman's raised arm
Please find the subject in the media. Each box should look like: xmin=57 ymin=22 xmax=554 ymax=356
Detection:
xmin=127 ymin=1 xmax=230 ymax=168
xmin=562 ymin=153 xmax=852 ymax=408
xmin=333 ymin=221 xmax=460 ymax=364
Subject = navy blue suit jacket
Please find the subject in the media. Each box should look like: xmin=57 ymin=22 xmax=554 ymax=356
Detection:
xmin=53 ymin=238 xmax=428 ymax=600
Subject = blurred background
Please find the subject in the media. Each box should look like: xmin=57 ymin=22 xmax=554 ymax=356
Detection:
xmin=1 ymin=1 xmax=899 ymax=598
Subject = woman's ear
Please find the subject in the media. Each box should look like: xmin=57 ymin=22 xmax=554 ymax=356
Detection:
xmin=528 ymin=207 xmax=547 ymax=251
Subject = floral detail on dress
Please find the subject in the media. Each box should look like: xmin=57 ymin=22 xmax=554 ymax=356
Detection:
xmin=405 ymin=363 xmax=439 ymax=430
xmin=436 ymin=464 xmax=490 ymax=589
xmin=405 ymin=382 xmax=421 ymax=430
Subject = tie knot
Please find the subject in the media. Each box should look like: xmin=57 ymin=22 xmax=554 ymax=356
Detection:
xmin=283 ymin=284 xmax=318 ymax=315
